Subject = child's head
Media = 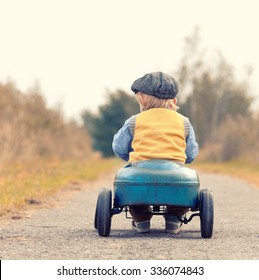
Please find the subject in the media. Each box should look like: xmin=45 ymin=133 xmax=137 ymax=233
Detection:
xmin=131 ymin=72 xmax=179 ymax=111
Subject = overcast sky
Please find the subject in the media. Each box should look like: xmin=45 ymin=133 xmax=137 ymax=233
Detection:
xmin=0 ymin=0 xmax=258 ymax=121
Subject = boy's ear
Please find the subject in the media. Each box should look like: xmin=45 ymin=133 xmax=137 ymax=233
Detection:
xmin=138 ymin=93 xmax=144 ymax=104
xmin=173 ymin=98 xmax=177 ymax=105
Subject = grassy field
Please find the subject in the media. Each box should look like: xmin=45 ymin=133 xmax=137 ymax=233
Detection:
xmin=0 ymin=157 xmax=121 ymax=216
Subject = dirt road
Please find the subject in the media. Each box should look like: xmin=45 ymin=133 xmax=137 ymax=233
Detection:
xmin=1 ymin=169 xmax=259 ymax=260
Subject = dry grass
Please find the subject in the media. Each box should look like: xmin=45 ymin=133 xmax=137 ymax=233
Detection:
xmin=193 ymin=160 xmax=259 ymax=189
xmin=0 ymin=81 xmax=93 ymax=163
xmin=0 ymin=157 xmax=121 ymax=216
xmin=1 ymin=156 xmax=257 ymax=218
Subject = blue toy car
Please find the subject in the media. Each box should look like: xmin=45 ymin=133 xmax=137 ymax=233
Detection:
xmin=94 ymin=160 xmax=214 ymax=238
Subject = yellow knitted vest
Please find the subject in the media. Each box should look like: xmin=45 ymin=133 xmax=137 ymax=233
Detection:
xmin=129 ymin=108 xmax=187 ymax=163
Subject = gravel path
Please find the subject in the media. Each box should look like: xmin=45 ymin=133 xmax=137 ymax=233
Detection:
xmin=1 ymin=169 xmax=259 ymax=260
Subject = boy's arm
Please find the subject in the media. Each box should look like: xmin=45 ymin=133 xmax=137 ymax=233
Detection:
xmin=112 ymin=117 xmax=134 ymax=161
xmin=185 ymin=123 xmax=199 ymax=164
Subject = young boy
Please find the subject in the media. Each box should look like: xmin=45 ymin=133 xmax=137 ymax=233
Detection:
xmin=112 ymin=72 xmax=199 ymax=234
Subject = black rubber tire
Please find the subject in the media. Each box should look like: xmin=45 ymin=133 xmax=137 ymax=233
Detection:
xmin=94 ymin=195 xmax=100 ymax=229
xmin=200 ymin=189 xmax=214 ymax=238
xmin=97 ymin=188 xmax=112 ymax=237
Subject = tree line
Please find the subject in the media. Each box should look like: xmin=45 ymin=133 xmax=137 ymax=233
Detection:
xmin=2 ymin=29 xmax=257 ymax=164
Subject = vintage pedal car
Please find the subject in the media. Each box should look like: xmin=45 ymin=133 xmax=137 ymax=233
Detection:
xmin=94 ymin=160 xmax=214 ymax=238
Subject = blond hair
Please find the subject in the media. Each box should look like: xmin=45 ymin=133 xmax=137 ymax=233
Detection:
xmin=136 ymin=92 xmax=179 ymax=112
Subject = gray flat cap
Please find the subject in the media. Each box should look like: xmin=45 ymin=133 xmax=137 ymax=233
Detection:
xmin=131 ymin=72 xmax=179 ymax=99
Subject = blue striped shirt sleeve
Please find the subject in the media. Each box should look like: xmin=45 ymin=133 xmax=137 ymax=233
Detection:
xmin=185 ymin=123 xmax=199 ymax=163
xmin=112 ymin=117 xmax=133 ymax=161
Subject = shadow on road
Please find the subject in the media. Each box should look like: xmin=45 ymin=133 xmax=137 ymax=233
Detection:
xmin=89 ymin=229 xmax=203 ymax=240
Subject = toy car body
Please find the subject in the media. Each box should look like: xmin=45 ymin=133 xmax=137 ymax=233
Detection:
xmin=95 ymin=160 xmax=214 ymax=238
